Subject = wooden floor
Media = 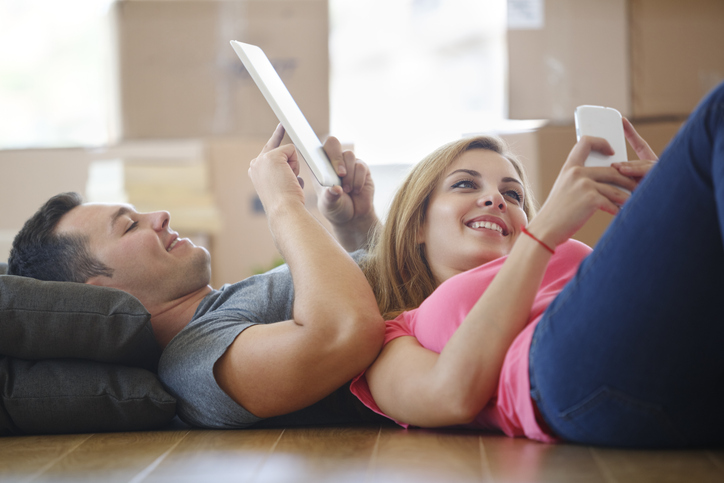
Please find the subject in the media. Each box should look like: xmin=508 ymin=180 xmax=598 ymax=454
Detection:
xmin=2 ymin=423 xmax=724 ymax=483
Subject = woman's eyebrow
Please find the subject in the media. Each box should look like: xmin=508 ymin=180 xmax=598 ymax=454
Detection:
xmin=447 ymin=170 xmax=523 ymax=187
xmin=502 ymin=177 xmax=523 ymax=187
xmin=447 ymin=169 xmax=481 ymax=178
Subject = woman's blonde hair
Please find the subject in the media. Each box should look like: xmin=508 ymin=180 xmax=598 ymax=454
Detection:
xmin=362 ymin=135 xmax=536 ymax=320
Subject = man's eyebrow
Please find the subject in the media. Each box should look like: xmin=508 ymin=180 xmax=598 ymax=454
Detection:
xmin=110 ymin=207 xmax=131 ymax=230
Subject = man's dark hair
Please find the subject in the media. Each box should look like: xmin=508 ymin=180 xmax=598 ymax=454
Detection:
xmin=8 ymin=192 xmax=114 ymax=282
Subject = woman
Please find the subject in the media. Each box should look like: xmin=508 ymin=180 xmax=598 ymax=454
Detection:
xmin=350 ymin=82 xmax=724 ymax=448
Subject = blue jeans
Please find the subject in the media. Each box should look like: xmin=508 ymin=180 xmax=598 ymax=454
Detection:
xmin=530 ymin=82 xmax=724 ymax=448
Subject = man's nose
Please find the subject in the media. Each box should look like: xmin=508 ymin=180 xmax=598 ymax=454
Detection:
xmin=149 ymin=211 xmax=171 ymax=230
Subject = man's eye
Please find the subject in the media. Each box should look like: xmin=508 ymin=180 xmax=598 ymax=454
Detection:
xmin=125 ymin=221 xmax=139 ymax=234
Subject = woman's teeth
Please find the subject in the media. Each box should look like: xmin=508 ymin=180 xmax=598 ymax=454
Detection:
xmin=470 ymin=221 xmax=503 ymax=234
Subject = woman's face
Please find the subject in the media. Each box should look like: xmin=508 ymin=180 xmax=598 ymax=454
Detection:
xmin=419 ymin=149 xmax=528 ymax=283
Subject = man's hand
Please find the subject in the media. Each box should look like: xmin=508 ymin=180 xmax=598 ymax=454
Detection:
xmin=248 ymin=124 xmax=306 ymax=215
xmin=315 ymin=136 xmax=379 ymax=251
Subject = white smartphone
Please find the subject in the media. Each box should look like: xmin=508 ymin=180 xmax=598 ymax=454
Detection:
xmin=230 ymin=41 xmax=341 ymax=187
xmin=574 ymin=105 xmax=628 ymax=167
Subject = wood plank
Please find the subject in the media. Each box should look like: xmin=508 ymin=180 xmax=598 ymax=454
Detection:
xmin=707 ymin=450 xmax=724 ymax=473
xmin=370 ymin=427 xmax=485 ymax=483
xmin=28 ymin=430 xmax=189 ymax=483
xmin=140 ymin=428 xmax=284 ymax=483
xmin=482 ymin=435 xmax=608 ymax=483
xmin=253 ymin=426 xmax=380 ymax=483
xmin=0 ymin=433 xmax=92 ymax=483
xmin=592 ymin=447 xmax=724 ymax=483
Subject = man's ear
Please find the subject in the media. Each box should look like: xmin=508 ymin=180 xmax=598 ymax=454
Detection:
xmin=85 ymin=274 xmax=114 ymax=288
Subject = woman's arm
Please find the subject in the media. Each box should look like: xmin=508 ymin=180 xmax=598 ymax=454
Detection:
xmin=366 ymin=136 xmax=638 ymax=428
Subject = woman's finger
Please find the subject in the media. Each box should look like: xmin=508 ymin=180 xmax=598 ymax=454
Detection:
xmin=623 ymin=118 xmax=658 ymax=161
xmin=565 ymin=136 xmax=615 ymax=168
xmin=613 ymin=159 xmax=656 ymax=178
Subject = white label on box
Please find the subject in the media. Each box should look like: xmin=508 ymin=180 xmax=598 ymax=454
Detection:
xmin=507 ymin=0 xmax=544 ymax=30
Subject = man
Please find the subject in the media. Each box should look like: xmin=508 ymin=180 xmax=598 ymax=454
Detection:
xmin=8 ymin=126 xmax=385 ymax=428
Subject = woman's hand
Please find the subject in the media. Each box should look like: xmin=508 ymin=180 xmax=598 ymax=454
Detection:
xmin=248 ymin=124 xmax=306 ymax=215
xmin=528 ymin=136 xmax=637 ymax=249
xmin=612 ymin=118 xmax=658 ymax=186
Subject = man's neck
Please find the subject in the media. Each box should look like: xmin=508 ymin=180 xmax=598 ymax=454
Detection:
xmin=149 ymin=285 xmax=213 ymax=348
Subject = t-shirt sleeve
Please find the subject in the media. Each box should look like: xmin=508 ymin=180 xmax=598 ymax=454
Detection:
xmin=158 ymin=264 xmax=295 ymax=429
xmin=349 ymin=314 xmax=414 ymax=426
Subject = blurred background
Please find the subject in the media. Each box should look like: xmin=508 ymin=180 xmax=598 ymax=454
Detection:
xmin=1 ymin=0 xmax=722 ymax=287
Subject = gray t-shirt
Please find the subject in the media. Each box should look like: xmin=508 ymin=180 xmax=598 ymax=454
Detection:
xmin=158 ymin=252 xmax=385 ymax=429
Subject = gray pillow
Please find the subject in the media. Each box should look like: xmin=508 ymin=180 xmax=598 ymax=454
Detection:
xmin=0 ymin=358 xmax=176 ymax=435
xmin=0 ymin=264 xmax=176 ymax=434
xmin=0 ymin=274 xmax=160 ymax=371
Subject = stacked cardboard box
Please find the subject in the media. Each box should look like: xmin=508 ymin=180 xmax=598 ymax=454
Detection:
xmin=113 ymin=0 xmax=329 ymax=140
xmin=508 ymin=0 xmax=724 ymax=121
xmin=505 ymin=0 xmax=722 ymax=246
xmin=107 ymin=0 xmax=330 ymax=286
xmin=0 ymin=148 xmax=94 ymax=263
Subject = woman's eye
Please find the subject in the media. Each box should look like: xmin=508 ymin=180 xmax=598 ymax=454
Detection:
xmin=125 ymin=221 xmax=139 ymax=234
xmin=505 ymin=190 xmax=523 ymax=203
xmin=452 ymin=179 xmax=477 ymax=189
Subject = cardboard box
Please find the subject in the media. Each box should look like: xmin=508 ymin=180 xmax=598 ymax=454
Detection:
xmin=630 ymin=0 xmax=724 ymax=118
xmin=499 ymin=118 xmax=684 ymax=247
xmin=508 ymin=0 xmax=724 ymax=122
xmin=114 ymin=0 xmax=329 ymax=140
xmin=206 ymin=136 xmax=332 ymax=287
xmin=86 ymin=140 xmax=222 ymax=234
xmin=507 ymin=0 xmax=631 ymax=122
xmin=0 ymin=148 xmax=94 ymax=262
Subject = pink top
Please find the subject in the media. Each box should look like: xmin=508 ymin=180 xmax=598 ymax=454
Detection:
xmin=350 ymin=239 xmax=592 ymax=443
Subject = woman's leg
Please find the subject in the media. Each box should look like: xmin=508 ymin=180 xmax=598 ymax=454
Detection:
xmin=530 ymin=82 xmax=724 ymax=448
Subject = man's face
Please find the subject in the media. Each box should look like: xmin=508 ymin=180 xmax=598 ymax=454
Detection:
xmin=56 ymin=202 xmax=211 ymax=309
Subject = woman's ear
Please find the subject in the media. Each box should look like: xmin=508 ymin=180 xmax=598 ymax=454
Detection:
xmin=416 ymin=222 xmax=426 ymax=245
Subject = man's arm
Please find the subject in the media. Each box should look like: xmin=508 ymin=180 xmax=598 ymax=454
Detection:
xmin=214 ymin=127 xmax=384 ymax=418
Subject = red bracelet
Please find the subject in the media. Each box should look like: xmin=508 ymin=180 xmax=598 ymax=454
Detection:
xmin=521 ymin=226 xmax=555 ymax=254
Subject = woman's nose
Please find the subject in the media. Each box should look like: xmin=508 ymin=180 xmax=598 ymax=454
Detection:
xmin=477 ymin=193 xmax=506 ymax=211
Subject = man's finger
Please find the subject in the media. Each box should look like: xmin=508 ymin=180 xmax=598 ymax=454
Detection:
xmin=261 ymin=124 xmax=286 ymax=154
xmin=323 ymin=136 xmax=346 ymax=177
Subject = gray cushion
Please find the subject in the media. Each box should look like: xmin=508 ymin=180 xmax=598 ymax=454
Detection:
xmin=0 ymin=266 xmax=176 ymax=435
xmin=0 ymin=358 xmax=176 ymax=435
xmin=0 ymin=274 xmax=160 ymax=371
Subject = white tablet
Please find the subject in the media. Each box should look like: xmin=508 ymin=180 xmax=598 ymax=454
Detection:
xmin=230 ymin=41 xmax=341 ymax=187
